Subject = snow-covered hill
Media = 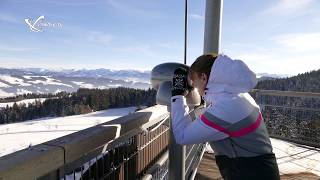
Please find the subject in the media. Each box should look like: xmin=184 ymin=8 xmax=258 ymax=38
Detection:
xmin=256 ymin=73 xmax=289 ymax=81
xmin=0 ymin=68 xmax=150 ymax=83
xmin=0 ymin=107 xmax=137 ymax=157
xmin=0 ymin=74 xmax=151 ymax=98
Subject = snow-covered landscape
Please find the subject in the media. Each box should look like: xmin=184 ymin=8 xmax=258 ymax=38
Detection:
xmin=0 ymin=107 xmax=137 ymax=157
xmin=0 ymin=98 xmax=47 ymax=108
xmin=0 ymin=68 xmax=152 ymax=98
xmin=0 ymin=68 xmax=286 ymax=98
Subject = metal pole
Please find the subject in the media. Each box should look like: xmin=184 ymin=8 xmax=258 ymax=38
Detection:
xmin=169 ymin=118 xmax=186 ymax=180
xmin=168 ymin=1 xmax=188 ymax=179
xmin=184 ymin=0 xmax=188 ymax=65
xmin=203 ymin=0 xmax=223 ymax=54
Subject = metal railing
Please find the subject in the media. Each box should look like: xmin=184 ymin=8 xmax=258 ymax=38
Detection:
xmin=252 ymin=89 xmax=320 ymax=148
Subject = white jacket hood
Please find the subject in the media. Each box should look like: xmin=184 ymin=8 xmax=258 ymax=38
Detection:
xmin=203 ymin=55 xmax=257 ymax=103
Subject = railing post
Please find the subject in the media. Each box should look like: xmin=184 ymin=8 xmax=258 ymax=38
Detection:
xmin=169 ymin=117 xmax=186 ymax=180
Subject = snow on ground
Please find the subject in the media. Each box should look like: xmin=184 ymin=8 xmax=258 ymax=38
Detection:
xmin=0 ymin=82 xmax=10 ymax=88
xmin=0 ymin=107 xmax=137 ymax=157
xmin=97 ymin=86 xmax=107 ymax=89
xmin=108 ymin=84 xmax=122 ymax=88
xmin=54 ymin=89 xmax=62 ymax=94
xmin=71 ymin=81 xmax=95 ymax=88
xmin=205 ymin=138 xmax=320 ymax=176
xmin=0 ymin=75 xmax=31 ymax=86
xmin=23 ymin=76 xmax=33 ymax=80
xmin=70 ymin=82 xmax=108 ymax=89
xmin=16 ymin=88 xmax=33 ymax=95
xmin=29 ymin=77 xmax=73 ymax=88
xmin=0 ymin=89 xmax=15 ymax=98
xmin=0 ymin=98 xmax=47 ymax=108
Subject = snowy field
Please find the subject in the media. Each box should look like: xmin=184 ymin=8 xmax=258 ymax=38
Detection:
xmin=0 ymin=107 xmax=137 ymax=157
xmin=0 ymin=98 xmax=47 ymax=108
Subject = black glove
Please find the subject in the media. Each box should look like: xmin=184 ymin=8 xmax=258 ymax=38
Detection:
xmin=172 ymin=67 xmax=189 ymax=96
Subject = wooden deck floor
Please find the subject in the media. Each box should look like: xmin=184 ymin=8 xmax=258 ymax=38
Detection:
xmin=195 ymin=152 xmax=222 ymax=180
xmin=195 ymin=152 xmax=320 ymax=180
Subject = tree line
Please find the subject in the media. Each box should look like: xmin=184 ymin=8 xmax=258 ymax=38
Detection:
xmin=0 ymin=87 xmax=156 ymax=124
xmin=256 ymin=69 xmax=320 ymax=92
xmin=0 ymin=93 xmax=57 ymax=103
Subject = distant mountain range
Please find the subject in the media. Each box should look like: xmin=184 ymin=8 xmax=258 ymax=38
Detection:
xmin=0 ymin=67 xmax=290 ymax=98
xmin=0 ymin=68 xmax=151 ymax=98
xmin=256 ymin=73 xmax=289 ymax=81
xmin=0 ymin=68 xmax=151 ymax=83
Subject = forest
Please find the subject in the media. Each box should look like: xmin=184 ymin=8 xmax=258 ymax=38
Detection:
xmin=0 ymin=87 xmax=156 ymax=124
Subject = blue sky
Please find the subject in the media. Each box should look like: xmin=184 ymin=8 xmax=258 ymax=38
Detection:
xmin=0 ymin=0 xmax=319 ymax=75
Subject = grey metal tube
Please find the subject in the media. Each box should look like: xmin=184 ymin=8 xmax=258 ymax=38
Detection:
xmin=203 ymin=0 xmax=223 ymax=54
xmin=169 ymin=119 xmax=186 ymax=180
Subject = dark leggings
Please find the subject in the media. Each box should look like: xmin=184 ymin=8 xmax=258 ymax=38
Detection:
xmin=215 ymin=153 xmax=280 ymax=180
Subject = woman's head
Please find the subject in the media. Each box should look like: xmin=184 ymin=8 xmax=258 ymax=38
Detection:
xmin=189 ymin=54 xmax=217 ymax=96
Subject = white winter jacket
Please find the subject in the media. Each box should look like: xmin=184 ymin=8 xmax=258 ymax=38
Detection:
xmin=171 ymin=55 xmax=273 ymax=157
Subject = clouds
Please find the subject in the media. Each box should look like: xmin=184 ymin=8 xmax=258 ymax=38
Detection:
xmin=105 ymin=0 xmax=162 ymax=18
xmin=1 ymin=0 xmax=319 ymax=74
xmin=87 ymin=31 xmax=114 ymax=44
xmin=189 ymin=14 xmax=204 ymax=20
xmin=221 ymin=0 xmax=320 ymax=75
xmin=260 ymin=0 xmax=315 ymax=17
xmin=11 ymin=0 xmax=100 ymax=6
xmin=228 ymin=50 xmax=320 ymax=76
xmin=223 ymin=31 xmax=320 ymax=75
xmin=0 ymin=13 xmax=20 ymax=24
xmin=113 ymin=45 xmax=156 ymax=57
xmin=235 ymin=0 xmax=318 ymax=33
xmin=0 ymin=45 xmax=36 ymax=52
xmin=272 ymin=32 xmax=320 ymax=53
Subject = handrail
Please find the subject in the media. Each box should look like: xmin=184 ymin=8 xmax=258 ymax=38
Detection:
xmin=252 ymin=89 xmax=320 ymax=98
xmin=0 ymin=105 xmax=169 ymax=180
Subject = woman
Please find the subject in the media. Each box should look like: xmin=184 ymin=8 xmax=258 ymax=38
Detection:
xmin=171 ymin=54 xmax=280 ymax=180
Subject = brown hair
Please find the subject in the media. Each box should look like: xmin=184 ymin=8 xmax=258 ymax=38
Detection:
xmin=189 ymin=54 xmax=217 ymax=79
